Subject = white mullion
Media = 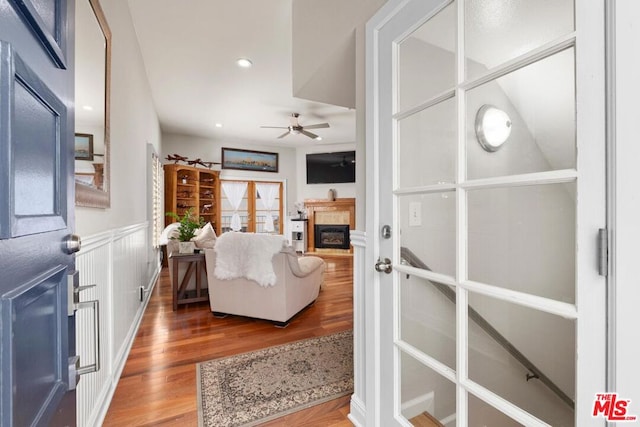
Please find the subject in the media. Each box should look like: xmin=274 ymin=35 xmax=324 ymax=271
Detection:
xmin=391 ymin=34 xmax=403 ymax=424
xmin=393 ymin=262 xmax=402 ymax=421
xmin=456 ymin=1 xmax=468 ymax=426
xmin=393 ymin=0 xmax=455 ymax=49
xmin=394 ymin=183 xmax=457 ymax=196
xmin=462 ymin=279 xmax=578 ymax=319
xmin=463 ymin=380 xmax=551 ymax=427
xmin=394 ymin=169 xmax=578 ymax=195
xmin=461 ymin=169 xmax=578 ymax=190
xmin=394 ymin=264 xmax=457 ymax=287
xmin=396 ymin=340 xmax=457 ymax=384
xmin=461 ymin=32 xmax=576 ymax=92
xmin=393 ymin=88 xmax=456 ymax=121
xmin=456 ymin=287 xmax=468 ymax=427
xmin=392 ymin=264 xmax=579 ymax=320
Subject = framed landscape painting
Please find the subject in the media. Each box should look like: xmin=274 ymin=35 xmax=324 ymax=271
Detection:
xmin=221 ymin=148 xmax=278 ymax=173
xmin=74 ymin=133 xmax=94 ymax=160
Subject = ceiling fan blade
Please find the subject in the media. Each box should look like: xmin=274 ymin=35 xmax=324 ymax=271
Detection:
xmin=302 ymin=123 xmax=330 ymax=130
xmin=277 ymin=131 xmax=291 ymax=139
xmin=260 ymin=126 xmax=289 ymax=129
xmin=301 ymin=130 xmax=319 ymax=139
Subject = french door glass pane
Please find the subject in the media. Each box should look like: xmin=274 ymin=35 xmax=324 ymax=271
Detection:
xmin=466 ymin=48 xmax=576 ymax=180
xmin=220 ymin=194 xmax=248 ymax=232
xmin=400 ymin=351 xmax=456 ymax=426
xmin=398 ymin=97 xmax=456 ymax=188
xmin=465 ymin=0 xmax=574 ymax=79
xmin=399 ymin=193 xmax=455 ymax=277
xmin=468 ymin=292 xmax=575 ymax=426
xmin=400 ymin=274 xmax=456 ymax=369
xmin=468 ymin=183 xmax=576 ymax=302
xmin=468 ymin=394 xmax=522 ymax=427
xmin=255 ymin=185 xmax=281 ymax=233
xmin=397 ymin=1 xmax=456 ymax=112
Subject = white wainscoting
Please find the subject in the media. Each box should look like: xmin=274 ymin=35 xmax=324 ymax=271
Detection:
xmin=75 ymin=222 xmax=161 ymax=426
xmin=349 ymin=230 xmax=367 ymax=427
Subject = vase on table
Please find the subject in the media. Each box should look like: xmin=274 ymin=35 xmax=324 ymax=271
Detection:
xmin=178 ymin=241 xmax=195 ymax=254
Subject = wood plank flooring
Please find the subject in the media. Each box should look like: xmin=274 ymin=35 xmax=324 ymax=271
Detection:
xmin=103 ymin=255 xmax=354 ymax=427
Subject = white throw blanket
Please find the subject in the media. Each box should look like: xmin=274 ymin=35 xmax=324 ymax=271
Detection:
xmin=214 ymin=232 xmax=287 ymax=287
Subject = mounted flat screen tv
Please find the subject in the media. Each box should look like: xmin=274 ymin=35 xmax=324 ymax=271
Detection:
xmin=306 ymin=151 xmax=356 ymax=184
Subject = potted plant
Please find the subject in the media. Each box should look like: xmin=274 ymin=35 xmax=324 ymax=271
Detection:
xmin=167 ymin=208 xmax=204 ymax=254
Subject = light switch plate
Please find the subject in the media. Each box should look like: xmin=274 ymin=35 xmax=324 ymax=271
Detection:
xmin=409 ymin=202 xmax=422 ymax=226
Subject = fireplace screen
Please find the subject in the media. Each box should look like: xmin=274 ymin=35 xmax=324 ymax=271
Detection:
xmin=314 ymin=225 xmax=350 ymax=249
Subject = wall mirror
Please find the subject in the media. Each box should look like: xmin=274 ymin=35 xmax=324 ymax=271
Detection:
xmin=75 ymin=0 xmax=111 ymax=208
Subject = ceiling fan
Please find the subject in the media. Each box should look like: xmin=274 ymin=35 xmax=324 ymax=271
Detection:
xmin=261 ymin=113 xmax=329 ymax=140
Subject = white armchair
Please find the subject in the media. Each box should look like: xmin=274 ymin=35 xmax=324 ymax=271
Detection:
xmin=204 ymin=243 xmax=325 ymax=327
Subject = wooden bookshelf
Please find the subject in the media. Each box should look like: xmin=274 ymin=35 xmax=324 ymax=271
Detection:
xmin=164 ymin=164 xmax=220 ymax=234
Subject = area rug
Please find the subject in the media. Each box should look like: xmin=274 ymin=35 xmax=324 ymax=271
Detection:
xmin=196 ymin=330 xmax=353 ymax=427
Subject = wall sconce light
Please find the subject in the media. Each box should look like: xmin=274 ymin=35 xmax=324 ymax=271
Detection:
xmin=475 ymin=104 xmax=512 ymax=152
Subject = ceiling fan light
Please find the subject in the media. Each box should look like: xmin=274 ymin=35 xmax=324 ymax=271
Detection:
xmin=315 ymin=136 xmax=322 ymax=141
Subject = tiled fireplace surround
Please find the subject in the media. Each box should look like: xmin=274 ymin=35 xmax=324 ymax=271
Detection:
xmin=304 ymin=198 xmax=355 ymax=253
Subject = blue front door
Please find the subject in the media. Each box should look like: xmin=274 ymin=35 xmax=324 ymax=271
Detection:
xmin=0 ymin=0 xmax=76 ymax=425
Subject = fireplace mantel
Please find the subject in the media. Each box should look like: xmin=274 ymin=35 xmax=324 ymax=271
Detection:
xmin=304 ymin=198 xmax=355 ymax=253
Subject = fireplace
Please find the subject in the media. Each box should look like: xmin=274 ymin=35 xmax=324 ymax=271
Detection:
xmin=314 ymin=225 xmax=350 ymax=250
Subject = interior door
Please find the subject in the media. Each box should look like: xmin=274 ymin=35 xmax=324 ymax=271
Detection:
xmin=368 ymin=0 xmax=606 ymax=426
xmin=0 ymin=0 xmax=77 ymax=425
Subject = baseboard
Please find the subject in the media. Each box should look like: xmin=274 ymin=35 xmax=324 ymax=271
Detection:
xmin=401 ymin=391 xmax=435 ymax=419
xmin=348 ymin=394 xmax=366 ymax=427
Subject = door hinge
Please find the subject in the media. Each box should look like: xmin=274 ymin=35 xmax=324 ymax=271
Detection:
xmin=598 ymin=228 xmax=608 ymax=277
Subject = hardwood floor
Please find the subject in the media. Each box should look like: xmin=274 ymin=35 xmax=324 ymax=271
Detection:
xmin=103 ymin=255 xmax=354 ymax=427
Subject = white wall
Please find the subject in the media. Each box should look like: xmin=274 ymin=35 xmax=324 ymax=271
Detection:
xmin=612 ymin=0 xmax=640 ymax=407
xmin=162 ymin=133 xmax=298 ymax=213
xmin=75 ymin=0 xmax=161 ymax=236
xmin=295 ymin=143 xmax=357 ymax=203
xmin=292 ymin=0 xmax=384 ymax=230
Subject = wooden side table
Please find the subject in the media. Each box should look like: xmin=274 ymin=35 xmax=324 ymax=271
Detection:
xmin=170 ymin=252 xmax=208 ymax=310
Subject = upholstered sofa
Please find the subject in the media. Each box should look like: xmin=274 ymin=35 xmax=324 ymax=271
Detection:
xmin=204 ymin=233 xmax=325 ymax=327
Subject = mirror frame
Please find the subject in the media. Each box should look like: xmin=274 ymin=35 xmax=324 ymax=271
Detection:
xmin=76 ymin=0 xmax=111 ymax=208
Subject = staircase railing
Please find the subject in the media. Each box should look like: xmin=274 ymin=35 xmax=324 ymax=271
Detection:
xmin=400 ymin=246 xmax=574 ymax=409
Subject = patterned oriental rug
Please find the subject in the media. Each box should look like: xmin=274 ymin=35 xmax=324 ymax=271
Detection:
xmin=196 ymin=330 xmax=353 ymax=427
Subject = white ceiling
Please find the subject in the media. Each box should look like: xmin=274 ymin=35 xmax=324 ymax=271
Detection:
xmin=126 ymin=0 xmax=356 ymax=148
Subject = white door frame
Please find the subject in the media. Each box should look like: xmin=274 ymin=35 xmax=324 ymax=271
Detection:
xmin=607 ymin=0 xmax=640 ymax=407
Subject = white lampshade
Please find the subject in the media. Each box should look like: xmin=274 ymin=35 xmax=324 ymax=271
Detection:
xmin=475 ymin=105 xmax=512 ymax=152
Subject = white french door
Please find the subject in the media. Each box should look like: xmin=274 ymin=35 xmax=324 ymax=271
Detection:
xmin=367 ymin=0 xmax=606 ymax=426
xmin=219 ymin=179 xmax=284 ymax=234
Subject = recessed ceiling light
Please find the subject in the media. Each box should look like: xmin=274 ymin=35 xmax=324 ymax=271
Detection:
xmin=215 ymin=123 xmax=223 ymax=128
xmin=82 ymin=105 xmax=93 ymax=111
xmin=236 ymin=58 xmax=253 ymax=68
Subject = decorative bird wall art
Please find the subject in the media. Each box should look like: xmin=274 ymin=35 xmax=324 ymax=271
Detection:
xmin=165 ymin=154 xmax=221 ymax=169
